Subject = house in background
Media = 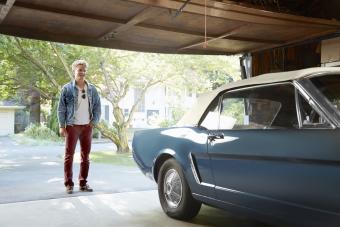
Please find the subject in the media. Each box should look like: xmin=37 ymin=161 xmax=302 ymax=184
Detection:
xmin=100 ymin=84 xmax=197 ymax=128
xmin=0 ymin=101 xmax=25 ymax=136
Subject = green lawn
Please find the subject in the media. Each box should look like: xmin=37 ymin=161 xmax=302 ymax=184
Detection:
xmin=90 ymin=151 xmax=136 ymax=166
xmin=11 ymin=134 xmax=136 ymax=166
xmin=10 ymin=133 xmax=63 ymax=146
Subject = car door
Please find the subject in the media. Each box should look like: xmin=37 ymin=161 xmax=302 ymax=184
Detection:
xmin=206 ymin=83 xmax=340 ymax=226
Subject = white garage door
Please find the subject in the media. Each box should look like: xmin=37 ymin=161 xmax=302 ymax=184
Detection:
xmin=0 ymin=110 xmax=14 ymax=136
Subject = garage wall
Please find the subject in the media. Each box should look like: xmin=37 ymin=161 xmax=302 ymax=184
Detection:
xmin=251 ymin=42 xmax=321 ymax=77
xmin=0 ymin=110 xmax=15 ymax=136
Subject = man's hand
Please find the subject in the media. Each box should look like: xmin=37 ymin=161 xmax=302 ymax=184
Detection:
xmin=59 ymin=127 xmax=67 ymax=137
xmin=89 ymin=123 xmax=95 ymax=128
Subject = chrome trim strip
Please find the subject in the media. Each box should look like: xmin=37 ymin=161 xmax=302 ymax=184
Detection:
xmin=188 ymin=153 xmax=201 ymax=184
xmin=188 ymin=153 xmax=215 ymax=188
xmin=294 ymin=88 xmax=303 ymax=128
xmin=215 ymin=186 xmax=240 ymax=193
xmin=201 ymin=182 xmax=215 ymax=188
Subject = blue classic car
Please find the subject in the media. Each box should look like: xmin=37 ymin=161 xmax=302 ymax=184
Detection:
xmin=132 ymin=67 xmax=340 ymax=227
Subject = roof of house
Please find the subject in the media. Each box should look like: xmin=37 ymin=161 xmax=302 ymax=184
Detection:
xmin=0 ymin=100 xmax=25 ymax=110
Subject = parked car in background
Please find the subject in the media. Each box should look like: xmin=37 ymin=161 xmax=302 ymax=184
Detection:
xmin=132 ymin=67 xmax=340 ymax=227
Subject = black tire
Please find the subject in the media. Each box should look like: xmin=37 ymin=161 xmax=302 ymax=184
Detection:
xmin=158 ymin=158 xmax=202 ymax=220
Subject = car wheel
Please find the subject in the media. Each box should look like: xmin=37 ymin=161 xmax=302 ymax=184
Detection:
xmin=158 ymin=158 xmax=202 ymax=220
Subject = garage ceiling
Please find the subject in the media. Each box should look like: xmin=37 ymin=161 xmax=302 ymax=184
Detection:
xmin=0 ymin=0 xmax=339 ymax=55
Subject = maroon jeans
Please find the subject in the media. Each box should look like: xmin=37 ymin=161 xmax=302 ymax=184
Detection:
xmin=64 ymin=124 xmax=92 ymax=187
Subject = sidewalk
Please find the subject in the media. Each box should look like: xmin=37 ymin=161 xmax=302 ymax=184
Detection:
xmin=91 ymin=138 xmax=113 ymax=144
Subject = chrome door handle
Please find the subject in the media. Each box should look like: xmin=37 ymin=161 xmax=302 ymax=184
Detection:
xmin=208 ymin=133 xmax=224 ymax=141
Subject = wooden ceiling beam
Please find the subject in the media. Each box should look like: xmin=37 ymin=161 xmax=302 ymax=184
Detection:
xmin=14 ymin=2 xmax=283 ymax=45
xmin=99 ymin=6 xmax=167 ymax=40
xmin=0 ymin=0 xmax=15 ymax=23
xmin=126 ymin=0 xmax=340 ymax=29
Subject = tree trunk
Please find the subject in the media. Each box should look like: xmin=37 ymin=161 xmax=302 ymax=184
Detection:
xmin=113 ymin=106 xmax=130 ymax=153
xmin=116 ymin=125 xmax=130 ymax=153
xmin=96 ymin=106 xmax=131 ymax=153
xmin=29 ymin=88 xmax=40 ymax=124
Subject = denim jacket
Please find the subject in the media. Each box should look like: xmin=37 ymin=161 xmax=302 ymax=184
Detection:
xmin=57 ymin=80 xmax=101 ymax=128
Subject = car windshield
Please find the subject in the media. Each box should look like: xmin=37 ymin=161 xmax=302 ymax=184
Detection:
xmin=310 ymin=74 xmax=340 ymax=114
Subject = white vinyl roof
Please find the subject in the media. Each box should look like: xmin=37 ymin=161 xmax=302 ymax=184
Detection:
xmin=178 ymin=67 xmax=340 ymax=126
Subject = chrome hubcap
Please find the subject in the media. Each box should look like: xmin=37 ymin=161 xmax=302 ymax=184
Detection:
xmin=163 ymin=168 xmax=182 ymax=208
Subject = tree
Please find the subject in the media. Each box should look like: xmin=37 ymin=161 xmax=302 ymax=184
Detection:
xmin=156 ymin=54 xmax=241 ymax=125
xmin=164 ymin=54 xmax=240 ymax=93
xmin=93 ymin=50 xmax=177 ymax=153
xmin=0 ymin=35 xmax=241 ymax=154
xmin=0 ymin=36 xmax=71 ymax=125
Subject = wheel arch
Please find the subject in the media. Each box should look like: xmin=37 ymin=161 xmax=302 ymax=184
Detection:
xmin=153 ymin=153 xmax=173 ymax=183
xmin=153 ymin=148 xmax=186 ymax=183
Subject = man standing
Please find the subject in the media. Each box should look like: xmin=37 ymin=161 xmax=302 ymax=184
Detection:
xmin=57 ymin=60 xmax=101 ymax=194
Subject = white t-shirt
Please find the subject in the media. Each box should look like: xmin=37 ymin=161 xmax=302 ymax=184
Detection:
xmin=74 ymin=85 xmax=90 ymax=125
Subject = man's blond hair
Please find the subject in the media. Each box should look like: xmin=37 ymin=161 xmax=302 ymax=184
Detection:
xmin=71 ymin=59 xmax=88 ymax=72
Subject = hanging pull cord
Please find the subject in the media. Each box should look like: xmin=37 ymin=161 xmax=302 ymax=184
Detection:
xmin=203 ymin=0 xmax=207 ymax=48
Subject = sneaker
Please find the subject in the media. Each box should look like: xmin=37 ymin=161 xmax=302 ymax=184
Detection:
xmin=66 ymin=185 xmax=73 ymax=194
xmin=79 ymin=184 xmax=93 ymax=192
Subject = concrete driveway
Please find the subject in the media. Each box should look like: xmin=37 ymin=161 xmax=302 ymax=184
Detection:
xmin=0 ymin=136 xmax=155 ymax=204
xmin=0 ymin=190 xmax=274 ymax=227
xmin=0 ymin=136 xmax=273 ymax=227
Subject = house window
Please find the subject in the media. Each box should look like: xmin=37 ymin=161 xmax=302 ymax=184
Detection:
xmin=147 ymin=109 xmax=159 ymax=125
xmin=124 ymin=108 xmax=129 ymax=117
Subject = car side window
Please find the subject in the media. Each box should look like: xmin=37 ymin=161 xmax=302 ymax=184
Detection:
xmin=297 ymin=92 xmax=331 ymax=128
xmin=220 ymin=97 xmax=281 ymax=129
xmin=200 ymin=97 xmax=219 ymax=130
xmin=220 ymin=83 xmax=298 ymax=130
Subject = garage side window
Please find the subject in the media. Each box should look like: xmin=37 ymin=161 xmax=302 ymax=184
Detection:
xmin=220 ymin=84 xmax=297 ymax=130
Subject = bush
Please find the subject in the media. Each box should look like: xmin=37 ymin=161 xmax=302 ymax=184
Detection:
xmin=47 ymin=98 xmax=60 ymax=135
xmin=158 ymin=107 xmax=186 ymax=128
xmin=24 ymin=123 xmax=60 ymax=142
xmin=158 ymin=119 xmax=175 ymax=128
xmin=92 ymin=127 xmax=101 ymax=138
